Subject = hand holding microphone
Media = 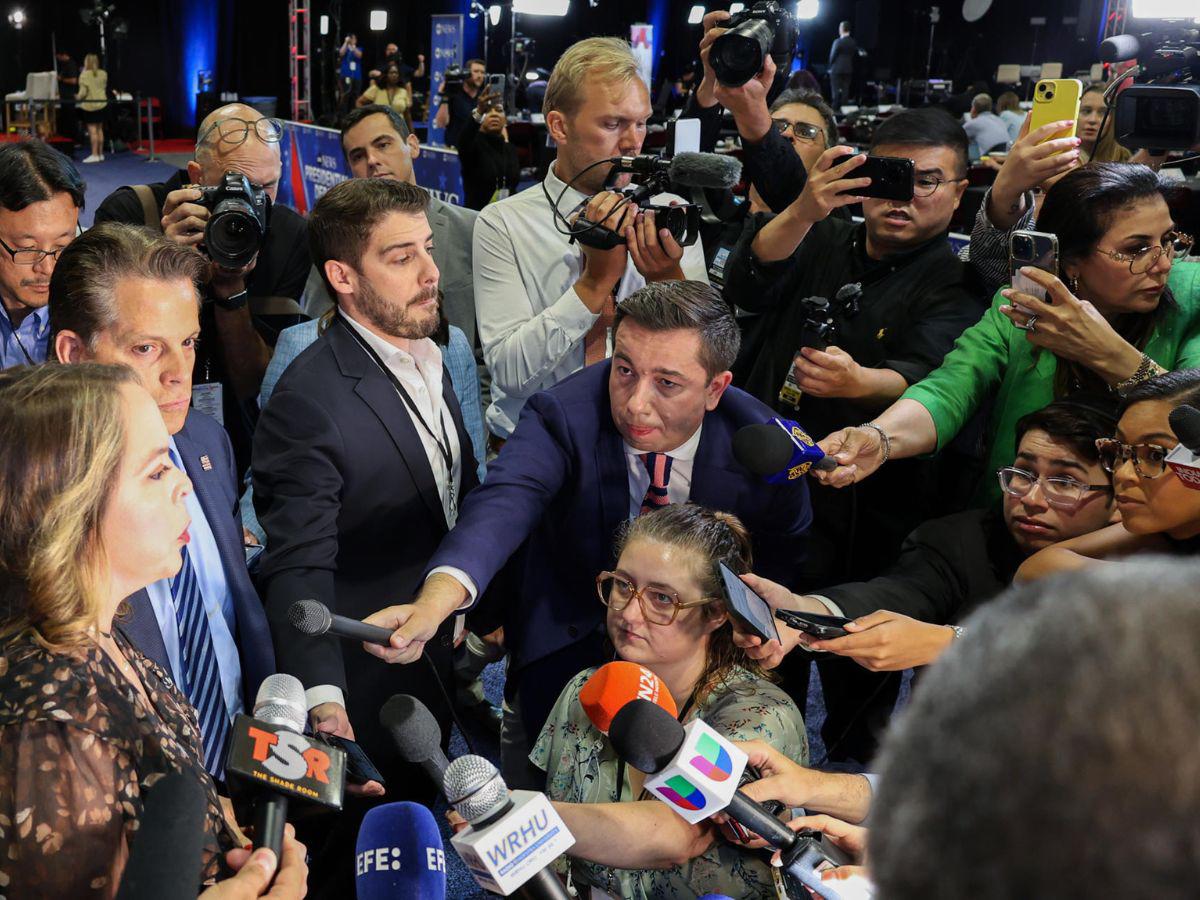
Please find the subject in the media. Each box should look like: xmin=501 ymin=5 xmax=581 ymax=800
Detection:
xmin=733 ymin=418 xmax=838 ymax=482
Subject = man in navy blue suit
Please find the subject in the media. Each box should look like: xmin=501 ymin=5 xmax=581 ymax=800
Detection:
xmin=362 ymin=279 xmax=812 ymax=782
xmin=49 ymin=222 xmax=275 ymax=779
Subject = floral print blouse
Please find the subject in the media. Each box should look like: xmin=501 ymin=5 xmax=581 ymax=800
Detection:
xmin=0 ymin=629 xmax=234 ymax=899
xmin=532 ymin=665 xmax=809 ymax=900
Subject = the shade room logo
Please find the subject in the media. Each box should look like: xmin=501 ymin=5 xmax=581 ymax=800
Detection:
xmin=658 ymin=775 xmax=706 ymax=811
xmin=689 ymin=734 xmax=734 ymax=782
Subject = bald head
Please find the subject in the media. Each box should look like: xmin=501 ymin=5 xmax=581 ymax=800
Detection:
xmin=191 ymin=103 xmax=283 ymax=200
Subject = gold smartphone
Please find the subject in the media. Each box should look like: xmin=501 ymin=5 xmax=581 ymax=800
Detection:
xmin=1028 ymin=78 xmax=1083 ymax=152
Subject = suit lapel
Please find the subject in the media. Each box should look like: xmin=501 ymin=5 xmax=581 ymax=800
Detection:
xmin=117 ymin=588 xmax=171 ymax=672
xmin=688 ymin=413 xmax=745 ymax=513
xmin=597 ymin=386 xmax=629 ymax=544
xmin=428 ymin=200 xmax=452 ymax=277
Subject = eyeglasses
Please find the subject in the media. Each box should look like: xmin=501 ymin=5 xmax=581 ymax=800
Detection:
xmin=0 ymin=234 xmax=68 ymax=267
xmin=595 ymin=571 xmax=715 ymax=626
xmin=1096 ymin=231 xmax=1193 ymax=275
xmin=912 ymin=174 xmax=966 ymax=198
xmin=197 ymin=117 xmax=285 ymax=148
xmin=996 ymin=466 xmax=1112 ymax=511
xmin=771 ymin=118 xmax=826 ymax=145
xmin=1095 ymin=438 xmax=1172 ymax=479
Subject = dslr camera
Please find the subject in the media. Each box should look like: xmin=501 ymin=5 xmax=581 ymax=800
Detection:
xmin=1101 ymin=27 xmax=1200 ymax=151
xmin=711 ymin=1 xmax=797 ymax=87
xmin=197 ymin=171 xmax=271 ymax=269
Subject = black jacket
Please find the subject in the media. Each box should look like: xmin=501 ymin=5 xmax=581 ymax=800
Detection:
xmin=456 ymin=116 xmax=521 ymax=210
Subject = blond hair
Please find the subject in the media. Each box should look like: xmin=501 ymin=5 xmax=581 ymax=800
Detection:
xmin=543 ymin=37 xmax=643 ymax=118
xmin=0 ymin=363 xmax=138 ymax=648
xmin=84 ymin=53 xmax=100 ymax=71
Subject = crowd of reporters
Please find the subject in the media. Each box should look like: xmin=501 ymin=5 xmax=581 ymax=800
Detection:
xmin=1 ymin=12 xmax=1199 ymax=899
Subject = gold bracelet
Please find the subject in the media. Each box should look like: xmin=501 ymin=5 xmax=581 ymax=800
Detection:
xmin=1114 ymin=352 xmax=1163 ymax=397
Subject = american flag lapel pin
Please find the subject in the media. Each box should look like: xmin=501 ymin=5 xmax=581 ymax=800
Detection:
xmin=200 ymin=454 xmax=213 ymax=471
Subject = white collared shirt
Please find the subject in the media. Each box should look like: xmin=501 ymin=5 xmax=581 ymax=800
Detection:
xmin=472 ymin=161 xmax=710 ymax=438
xmin=622 ymin=425 xmax=703 ymax=519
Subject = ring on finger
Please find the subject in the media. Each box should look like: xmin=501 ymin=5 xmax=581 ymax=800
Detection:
xmin=1019 ymin=314 xmax=1039 ymax=333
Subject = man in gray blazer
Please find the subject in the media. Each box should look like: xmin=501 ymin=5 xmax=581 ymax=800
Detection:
xmin=300 ymin=105 xmax=479 ymax=350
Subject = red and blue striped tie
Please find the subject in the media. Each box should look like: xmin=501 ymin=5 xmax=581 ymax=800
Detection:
xmin=639 ymin=452 xmax=674 ymax=515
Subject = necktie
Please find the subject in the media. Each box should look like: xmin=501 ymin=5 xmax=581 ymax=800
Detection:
xmin=171 ymin=544 xmax=231 ymax=779
xmin=584 ymin=288 xmax=617 ymax=366
xmin=639 ymin=452 xmax=674 ymax=515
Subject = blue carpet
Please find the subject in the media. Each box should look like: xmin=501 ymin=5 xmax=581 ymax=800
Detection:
xmin=72 ymin=148 xmax=181 ymax=229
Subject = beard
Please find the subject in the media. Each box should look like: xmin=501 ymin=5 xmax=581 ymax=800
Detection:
xmin=356 ymin=275 xmax=440 ymax=340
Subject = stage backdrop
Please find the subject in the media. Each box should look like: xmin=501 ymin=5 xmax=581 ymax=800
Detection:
xmin=428 ymin=14 xmax=465 ymax=147
xmin=276 ymin=120 xmax=465 ymax=214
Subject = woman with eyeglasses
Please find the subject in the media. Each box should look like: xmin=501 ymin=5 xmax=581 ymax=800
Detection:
xmin=1016 ymin=369 xmax=1200 ymax=581
xmin=816 ymin=163 xmax=1200 ymax=507
xmin=531 ymin=503 xmax=807 ymax=900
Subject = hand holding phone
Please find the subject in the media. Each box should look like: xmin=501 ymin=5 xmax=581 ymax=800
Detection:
xmin=775 ymin=608 xmax=851 ymax=639
xmin=718 ymin=563 xmax=780 ymax=644
xmin=836 ymin=154 xmax=915 ymax=202
xmin=1009 ymin=229 xmax=1059 ymax=303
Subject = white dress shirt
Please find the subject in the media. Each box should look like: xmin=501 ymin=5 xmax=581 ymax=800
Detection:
xmin=472 ymin=161 xmax=710 ymax=438
xmin=623 ymin=425 xmax=703 ymax=519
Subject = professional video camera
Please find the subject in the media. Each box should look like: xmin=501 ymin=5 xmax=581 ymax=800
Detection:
xmin=441 ymin=63 xmax=466 ymax=94
xmin=197 ymin=171 xmax=271 ymax=269
xmin=1100 ymin=27 xmax=1200 ymax=150
xmin=711 ymin=1 xmax=797 ymax=87
xmin=777 ymin=283 xmax=863 ymax=408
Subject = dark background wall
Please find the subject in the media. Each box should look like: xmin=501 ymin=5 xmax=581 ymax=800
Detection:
xmin=1 ymin=0 xmax=1117 ymax=137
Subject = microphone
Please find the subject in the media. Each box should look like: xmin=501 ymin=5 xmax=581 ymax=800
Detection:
xmin=443 ymin=755 xmax=574 ymax=898
xmin=610 ymin=151 xmax=743 ymax=190
xmin=355 ymin=801 xmax=448 ymax=900
xmin=733 ymin=418 xmax=837 ymax=482
xmin=289 ymin=598 xmax=394 ymax=645
xmin=115 ymin=773 xmax=208 ymax=900
xmin=578 ymin=660 xmax=677 ymax=734
xmin=1165 ymin=404 xmax=1200 ymax=489
xmin=1100 ymin=33 xmax=1140 ymax=63
xmin=225 ymin=674 xmax=347 ymax=862
xmin=379 ymin=694 xmax=451 ymax=790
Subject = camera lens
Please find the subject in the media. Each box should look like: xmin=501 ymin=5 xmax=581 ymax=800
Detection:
xmin=1045 ymin=90 xmax=1055 ymax=100
xmin=711 ymin=16 xmax=775 ymax=87
xmin=1014 ymin=236 xmax=1033 ymax=258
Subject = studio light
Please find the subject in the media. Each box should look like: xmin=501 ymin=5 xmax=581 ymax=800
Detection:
xmin=369 ymin=9 xmax=387 ymax=31
xmin=7 ymin=7 xmax=24 ymax=28
xmin=729 ymin=2 xmax=745 ymax=12
xmin=319 ymin=14 xmax=329 ymax=35
xmin=795 ymin=0 xmax=818 ymax=20
xmin=512 ymin=0 xmax=570 ymax=15
xmin=1131 ymin=0 xmax=1199 ymax=19
xmin=526 ymin=70 xmax=539 ymax=80
xmin=488 ymin=3 xmax=502 ymax=24
xmin=688 ymin=4 xmax=706 ymax=24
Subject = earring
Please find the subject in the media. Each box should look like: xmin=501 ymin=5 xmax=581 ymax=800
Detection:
xmin=1067 ymin=275 xmax=1079 ymax=294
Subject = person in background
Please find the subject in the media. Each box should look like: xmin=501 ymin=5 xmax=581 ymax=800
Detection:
xmin=0 ymin=141 xmax=84 ymax=369
xmin=357 ymin=62 xmax=410 ymax=123
xmin=456 ymin=88 xmax=521 ymax=211
xmin=77 ymin=53 xmax=108 ymax=163
xmin=55 ymin=50 xmax=80 ymax=144
xmin=963 ymin=93 xmax=1010 ymax=161
xmin=434 ymin=58 xmax=486 ymax=148
xmin=828 ymin=21 xmax=857 ymax=110
xmin=995 ymin=90 xmax=1024 ymax=143
xmin=338 ymin=33 xmax=364 ymax=113
xmin=1078 ymin=82 xmax=1132 ymax=164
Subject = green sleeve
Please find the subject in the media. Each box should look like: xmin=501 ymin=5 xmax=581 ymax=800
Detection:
xmin=1166 ymin=263 xmax=1200 ymax=369
xmin=901 ymin=288 xmax=1014 ymax=452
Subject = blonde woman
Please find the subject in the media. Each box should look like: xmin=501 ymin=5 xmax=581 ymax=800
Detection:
xmin=0 ymin=364 xmax=306 ymax=898
xmin=78 ymin=53 xmax=108 ymax=162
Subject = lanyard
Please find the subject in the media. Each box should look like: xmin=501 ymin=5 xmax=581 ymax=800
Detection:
xmin=337 ymin=314 xmax=458 ymax=520
xmin=614 ymin=690 xmax=696 ymax=803
xmin=0 ymin=304 xmax=37 ymax=365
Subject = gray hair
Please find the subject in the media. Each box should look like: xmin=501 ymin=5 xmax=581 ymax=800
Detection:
xmin=613 ymin=280 xmax=741 ymax=377
xmin=971 ymin=92 xmax=993 ymax=114
xmin=770 ymin=88 xmax=838 ymax=147
xmin=870 ymin=559 xmax=1200 ymax=898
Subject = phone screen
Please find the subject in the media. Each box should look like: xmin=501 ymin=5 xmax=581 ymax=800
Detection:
xmin=718 ymin=563 xmax=779 ymax=644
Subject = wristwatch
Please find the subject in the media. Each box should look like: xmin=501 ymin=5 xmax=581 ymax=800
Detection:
xmin=212 ymin=287 xmax=249 ymax=311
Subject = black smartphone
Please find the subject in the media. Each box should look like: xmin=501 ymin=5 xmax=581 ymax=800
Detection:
xmin=717 ymin=562 xmax=780 ymax=644
xmin=837 ymin=154 xmax=915 ymax=201
xmin=314 ymin=733 xmax=386 ymax=786
xmin=775 ymin=608 xmax=852 ymax=639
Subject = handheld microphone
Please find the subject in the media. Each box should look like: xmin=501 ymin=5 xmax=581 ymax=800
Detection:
xmin=355 ymin=801 xmax=448 ymax=900
xmin=578 ymin=660 xmax=677 ymax=734
xmin=443 ymin=755 xmax=574 ymax=898
xmin=733 ymin=418 xmax=837 ymax=482
xmin=225 ymin=674 xmax=346 ymax=862
xmin=1165 ymin=404 xmax=1200 ymax=489
xmin=289 ymin=598 xmax=394 ymax=645
xmin=379 ymin=694 xmax=451 ymax=790
xmin=115 ymin=773 xmax=208 ymax=900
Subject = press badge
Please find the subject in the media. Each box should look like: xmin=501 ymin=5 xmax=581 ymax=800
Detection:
xmin=192 ymin=382 xmax=223 ymax=425
xmin=708 ymin=246 xmax=732 ymax=287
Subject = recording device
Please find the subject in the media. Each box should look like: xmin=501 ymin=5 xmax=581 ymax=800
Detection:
xmin=441 ymin=64 xmax=466 ymax=94
xmin=115 ymin=773 xmax=207 ymax=900
xmin=1099 ymin=28 xmax=1200 ymax=150
xmin=315 ymin=732 xmax=386 ymax=786
xmin=837 ymin=155 xmax=915 ymax=202
xmin=1165 ymin=403 xmax=1200 ymax=488
xmin=776 ymin=283 xmax=863 ymax=408
xmin=485 ymin=73 xmax=506 ymax=107
xmin=289 ymin=598 xmax=395 ymax=645
xmin=197 ymin=171 xmax=271 ymax=269
xmin=355 ymin=801 xmax=448 ymax=900
xmin=1009 ymin=229 xmax=1059 ymax=304
xmin=568 ymin=152 xmax=742 ymax=251
xmin=733 ymin=418 xmax=837 ymax=481
xmin=710 ymin=1 xmax=798 ymax=87
xmin=1028 ymin=79 xmax=1083 ymax=149
xmin=225 ymin=674 xmax=346 ymax=863
xmin=578 ymin=660 xmax=678 ymax=734
xmin=717 ymin=562 xmax=780 ymax=644
xmin=775 ymin=608 xmax=852 ymax=639
xmin=443 ymin=755 xmax=574 ymax=898
xmin=379 ymin=694 xmax=452 ymax=789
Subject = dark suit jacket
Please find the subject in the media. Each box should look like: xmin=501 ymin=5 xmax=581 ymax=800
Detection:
xmin=251 ymin=317 xmax=481 ymax=774
xmin=829 ymin=36 xmax=858 ymax=75
xmin=431 ymin=360 xmax=812 ymax=684
xmin=117 ymin=409 xmax=276 ymax=710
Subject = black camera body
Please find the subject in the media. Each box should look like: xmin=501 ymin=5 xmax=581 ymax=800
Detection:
xmin=1105 ymin=29 xmax=1200 ymax=151
xmin=711 ymin=1 xmax=797 ymax=87
xmin=198 ymin=171 xmax=271 ymax=270
xmin=572 ymin=161 xmax=702 ymax=251
xmin=777 ymin=284 xmax=862 ymax=409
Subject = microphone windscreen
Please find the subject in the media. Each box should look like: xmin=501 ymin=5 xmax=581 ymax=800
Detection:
xmin=355 ymin=801 xmax=447 ymax=900
xmin=609 ymin=699 xmax=686 ymax=775
xmin=379 ymin=694 xmax=443 ymax=764
xmin=668 ymin=151 xmax=743 ymax=189
xmin=253 ymin=673 xmax=308 ymax=733
xmin=1169 ymin=404 xmax=1200 ymax=454
xmin=579 ymin=661 xmax=677 ymax=734
xmin=732 ymin=423 xmax=796 ymax=475
xmin=1099 ymin=33 xmax=1139 ymax=63
xmin=116 ymin=773 xmax=208 ymax=900
xmin=288 ymin=599 xmax=332 ymax=636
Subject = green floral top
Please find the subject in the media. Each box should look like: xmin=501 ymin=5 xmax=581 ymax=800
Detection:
xmin=531 ymin=665 xmax=808 ymax=900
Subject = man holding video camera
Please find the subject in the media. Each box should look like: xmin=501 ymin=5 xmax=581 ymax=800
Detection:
xmin=434 ymin=58 xmax=486 ymax=148
xmin=95 ymin=102 xmax=310 ymax=472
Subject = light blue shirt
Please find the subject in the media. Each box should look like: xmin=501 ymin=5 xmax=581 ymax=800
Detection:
xmin=146 ymin=438 xmax=244 ymax=721
xmin=0 ymin=303 xmax=49 ymax=369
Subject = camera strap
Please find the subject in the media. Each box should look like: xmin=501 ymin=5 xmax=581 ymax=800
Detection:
xmin=336 ymin=314 xmax=458 ymax=526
